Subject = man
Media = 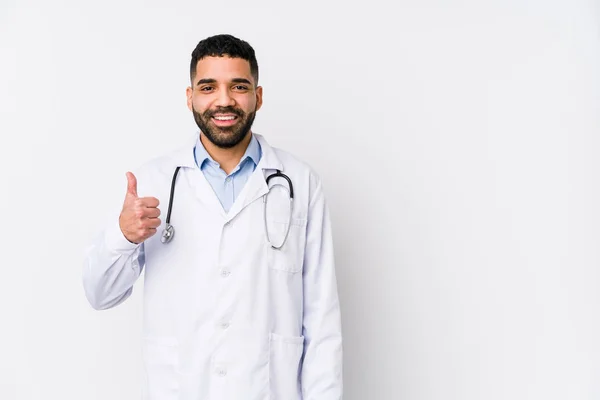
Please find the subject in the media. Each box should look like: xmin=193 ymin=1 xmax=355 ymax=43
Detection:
xmin=82 ymin=34 xmax=343 ymax=400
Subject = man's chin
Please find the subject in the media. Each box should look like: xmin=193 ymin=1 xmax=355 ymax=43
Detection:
xmin=204 ymin=130 xmax=247 ymax=148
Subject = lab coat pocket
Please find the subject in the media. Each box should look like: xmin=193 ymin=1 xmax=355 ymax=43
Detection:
xmin=266 ymin=218 xmax=307 ymax=273
xmin=269 ymin=332 xmax=304 ymax=400
xmin=142 ymin=336 xmax=179 ymax=400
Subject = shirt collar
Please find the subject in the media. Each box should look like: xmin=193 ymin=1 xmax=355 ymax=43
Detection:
xmin=169 ymin=131 xmax=281 ymax=171
xmin=194 ymin=132 xmax=262 ymax=170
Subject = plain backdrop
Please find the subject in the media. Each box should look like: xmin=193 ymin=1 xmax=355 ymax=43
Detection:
xmin=1 ymin=0 xmax=599 ymax=399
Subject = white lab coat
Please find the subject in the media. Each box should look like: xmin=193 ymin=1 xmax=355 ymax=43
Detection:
xmin=82 ymin=133 xmax=343 ymax=400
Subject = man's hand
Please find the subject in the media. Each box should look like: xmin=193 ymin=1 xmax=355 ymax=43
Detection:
xmin=119 ymin=172 xmax=161 ymax=244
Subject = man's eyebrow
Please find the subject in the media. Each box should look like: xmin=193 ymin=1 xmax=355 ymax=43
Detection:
xmin=231 ymin=78 xmax=252 ymax=85
xmin=196 ymin=78 xmax=216 ymax=86
xmin=195 ymin=78 xmax=253 ymax=86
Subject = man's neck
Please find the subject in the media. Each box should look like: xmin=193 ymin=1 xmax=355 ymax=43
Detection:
xmin=200 ymin=132 xmax=252 ymax=175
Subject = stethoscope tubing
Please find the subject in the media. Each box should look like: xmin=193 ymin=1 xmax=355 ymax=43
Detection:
xmin=161 ymin=167 xmax=293 ymax=247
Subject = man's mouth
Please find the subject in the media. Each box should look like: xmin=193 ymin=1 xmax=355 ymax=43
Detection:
xmin=211 ymin=114 xmax=239 ymax=127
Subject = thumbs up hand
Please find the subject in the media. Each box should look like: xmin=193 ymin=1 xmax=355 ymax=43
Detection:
xmin=119 ymin=172 xmax=161 ymax=244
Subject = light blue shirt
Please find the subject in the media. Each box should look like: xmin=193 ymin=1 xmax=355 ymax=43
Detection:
xmin=194 ymin=133 xmax=262 ymax=213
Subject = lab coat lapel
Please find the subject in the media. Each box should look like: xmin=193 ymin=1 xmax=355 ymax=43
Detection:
xmin=168 ymin=133 xmax=227 ymax=218
xmin=189 ymin=167 xmax=228 ymax=217
xmin=225 ymin=134 xmax=283 ymax=223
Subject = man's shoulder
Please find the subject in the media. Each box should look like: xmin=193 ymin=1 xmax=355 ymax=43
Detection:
xmin=269 ymin=144 xmax=323 ymax=181
xmin=271 ymin=145 xmax=310 ymax=170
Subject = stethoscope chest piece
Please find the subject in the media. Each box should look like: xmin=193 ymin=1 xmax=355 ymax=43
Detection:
xmin=161 ymin=224 xmax=174 ymax=244
xmin=160 ymin=166 xmax=181 ymax=245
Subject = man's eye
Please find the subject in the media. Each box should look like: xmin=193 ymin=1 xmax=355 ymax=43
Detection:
xmin=200 ymin=87 xmax=213 ymax=92
xmin=234 ymin=85 xmax=248 ymax=90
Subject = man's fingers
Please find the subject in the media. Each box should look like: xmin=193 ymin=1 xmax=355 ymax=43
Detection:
xmin=134 ymin=208 xmax=161 ymax=220
xmin=144 ymin=208 xmax=161 ymax=219
xmin=137 ymin=218 xmax=161 ymax=230
xmin=126 ymin=172 xmax=138 ymax=197
xmin=146 ymin=228 xmax=157 ymax=236
xmin=147 ymin=218 xmax=162 ymax=229
xmin=135 ymin=196 xmax=160 ymax=208
xmin=136 ymin=227 xmax=157 ymax=239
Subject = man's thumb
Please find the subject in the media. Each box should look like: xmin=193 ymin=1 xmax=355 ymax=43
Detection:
xmin=126 ymin=172 xmax=138 ymax=197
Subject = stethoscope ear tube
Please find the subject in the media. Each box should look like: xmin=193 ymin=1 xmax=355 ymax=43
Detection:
xmin=263 ymin=169 xmax=294 ymax=250
xmin=265 ymin=170 xmax=294 ymax=199
xmin=263 ymin=187 xmax=293 ymax=250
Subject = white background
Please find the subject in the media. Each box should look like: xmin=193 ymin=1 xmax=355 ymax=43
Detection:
xmin=1 ymin=0 xmax=599 ymax=399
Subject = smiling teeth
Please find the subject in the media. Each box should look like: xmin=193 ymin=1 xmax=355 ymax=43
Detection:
xmin=214 ymin=116 xmax=236 ymax=120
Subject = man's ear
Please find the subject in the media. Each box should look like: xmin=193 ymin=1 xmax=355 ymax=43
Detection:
xmin=186 ymin=86 xmax=193 ymax=111
xmin=255 ymin=86 xmax=263 ymax=111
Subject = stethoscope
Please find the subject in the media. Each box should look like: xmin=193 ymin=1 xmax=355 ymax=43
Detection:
xmin=160 ymin=167 xmax=294 ymax=250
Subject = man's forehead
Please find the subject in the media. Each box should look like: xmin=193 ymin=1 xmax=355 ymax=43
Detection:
xmin=194 ymin=56 xmax=252 ymax=77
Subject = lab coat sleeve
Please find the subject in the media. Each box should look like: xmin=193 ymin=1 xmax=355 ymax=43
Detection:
xmin=301 ymin=173 xmax=343 ymax=399
xmin=82 ymin=216 xmax=145 ymax=310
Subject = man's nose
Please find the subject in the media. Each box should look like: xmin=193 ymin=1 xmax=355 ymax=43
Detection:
xmin=215 ymin=89 xmax=236 ymax=107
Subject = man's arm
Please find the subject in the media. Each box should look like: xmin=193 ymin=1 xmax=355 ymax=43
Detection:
xmin=82 ymin=171 xmax=159 ymax=310
xmin=82 ymin=220 xmax=145 ymax=310
xmin=301 ymin=172 xmax=343 ymax=399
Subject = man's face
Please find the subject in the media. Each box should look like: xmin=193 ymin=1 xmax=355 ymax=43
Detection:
xmin=186 ymin=56 xmax=262 ymax=148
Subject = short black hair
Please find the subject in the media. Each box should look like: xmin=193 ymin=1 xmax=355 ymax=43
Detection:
xmin=190 ymin=34 xmax=259 ymax=86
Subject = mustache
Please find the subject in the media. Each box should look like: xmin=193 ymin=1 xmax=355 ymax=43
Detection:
xmin=204 ymin=107 xmax=243 ymax=118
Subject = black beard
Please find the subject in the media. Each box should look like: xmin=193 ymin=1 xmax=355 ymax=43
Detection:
xmin=192 ymin=105 xmax=256 ymax=149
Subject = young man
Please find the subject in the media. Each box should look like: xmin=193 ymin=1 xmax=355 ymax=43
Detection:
xmin=82 ymin=34 xmax=343 ymax=399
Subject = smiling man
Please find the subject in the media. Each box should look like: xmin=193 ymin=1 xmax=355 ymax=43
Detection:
xmin=83 ymin=34 xmax=343 ymax=400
